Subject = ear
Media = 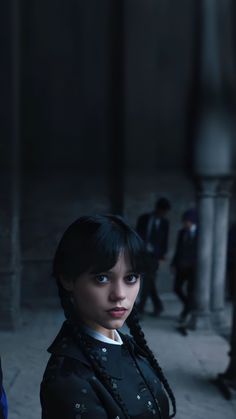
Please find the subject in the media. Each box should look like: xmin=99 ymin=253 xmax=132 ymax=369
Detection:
xmin=59 ymin=274 xmax=74 ymax=292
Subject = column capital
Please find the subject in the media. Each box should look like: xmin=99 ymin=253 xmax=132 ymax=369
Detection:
xmin=196 ymin=176 xmax=218 ymax=198
xmin=217 ymin=177 xmax=234 ymax=198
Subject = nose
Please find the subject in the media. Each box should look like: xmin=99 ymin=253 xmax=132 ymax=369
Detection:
xmin=109 ymin=280 xmax=126 ymax=302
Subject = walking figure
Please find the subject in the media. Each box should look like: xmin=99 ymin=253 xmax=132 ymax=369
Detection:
xmin=171 ymin=209 xmax=197 ymax=322
xmin=136 ymin=198 xmax=171 ymax=316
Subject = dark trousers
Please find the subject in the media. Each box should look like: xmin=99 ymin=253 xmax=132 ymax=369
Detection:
xmin=138 ymin=253 xmax=163 ymax=313
xmin=174 ymin=267 xmax=195 ymax=315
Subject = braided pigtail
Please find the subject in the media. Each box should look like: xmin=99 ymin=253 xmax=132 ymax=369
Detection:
xmin=126 ymin=307 xmax=176 ymax=418
xmin=57 ymin=281 xmax=131 ymax=419
xmin=57 ymin=280 xmax=75 ymax=320
xmin=72 ymin=327 xmax=130 ymax=419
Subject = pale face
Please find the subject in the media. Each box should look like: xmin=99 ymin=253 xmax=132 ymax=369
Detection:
xmin=61 ymin=252 xmax=140 ymax=339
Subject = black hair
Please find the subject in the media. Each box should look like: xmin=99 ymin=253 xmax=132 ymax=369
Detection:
xmin=53 ymin=214 xmax=176 ymax=418
xmin=181 ymin=208 xmax=197 ymax=224
xmin=155 ymin=198 xmax=171 ymax=212
xmin=126 ymin=308 xmax=176 ymax=417
xmin=53 ymin=214 xmax=145 ymax=280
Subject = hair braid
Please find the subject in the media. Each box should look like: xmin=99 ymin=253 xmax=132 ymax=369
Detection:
xmin=73 ymin=328 xmax=130 ymax=419
xmin=57 ymin=282 xmax=131 ymax=419
xmin=57 ymin=280 xmax=75 ymax=320
xmin=126 ymin=307 xmax=176 ymax=418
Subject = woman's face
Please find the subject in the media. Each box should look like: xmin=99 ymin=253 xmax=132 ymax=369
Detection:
xmin=61 ymin=251 xmax=140 ymax=339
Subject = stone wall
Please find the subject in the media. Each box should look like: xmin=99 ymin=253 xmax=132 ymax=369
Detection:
xmin=2 ymin=0 xmax=236 ymax=311
xmin=21 ymin=171 xmax=109 ymax=306
xmin=20 ymin=168 xmax=197 ymax=305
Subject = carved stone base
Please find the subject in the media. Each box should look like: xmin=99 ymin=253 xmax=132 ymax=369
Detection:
xmin=188 ymin=311 xmax=212 ymax=332
xmin=211 ymin=309 xmax=228 ymax=330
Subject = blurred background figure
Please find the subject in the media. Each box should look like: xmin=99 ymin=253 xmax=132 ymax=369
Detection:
xmin=0 ymin=359 xmax=7 ymax=419
xmin=136 ymin=197 xmax=171 ymax=316
xmin=216 ymin=223 xmax=236 ymax=399
xmin=226 ymin=222 xmax=236 ymax=301
xmin=216 ymin=290 xmax=236 ymax=399
xmin=171 ymin=208 xmax=197 ymax=323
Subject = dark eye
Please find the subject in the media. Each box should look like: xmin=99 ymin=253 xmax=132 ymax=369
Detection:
xmin=95 ymin=274 xmax=109 ymax=284
xmin=125 ymin=273 xmax=140 ymax=284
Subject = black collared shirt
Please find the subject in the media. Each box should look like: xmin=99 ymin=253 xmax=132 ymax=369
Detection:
xmin=40 ymin=321 xmax=170 ymax=419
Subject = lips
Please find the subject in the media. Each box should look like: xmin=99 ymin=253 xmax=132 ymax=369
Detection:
xmin=107 ymin=307 xmax=127 ymax=318
xmin=108 ymin=307 xmax=127 ymax=312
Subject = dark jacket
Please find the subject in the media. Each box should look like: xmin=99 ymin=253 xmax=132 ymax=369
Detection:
xmin=40 ymin=321 xmax=170 ymax=419
xmin=136 ymin=213 xmax=169 ymax=260
xmin=171 ymin=228 xmax=197 ymax=270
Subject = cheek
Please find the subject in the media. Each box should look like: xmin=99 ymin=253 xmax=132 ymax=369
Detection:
xmin=73 ymin=284 xmax=105 ymax=309
xmin=129 ymin=283 xmax=140 ymax=302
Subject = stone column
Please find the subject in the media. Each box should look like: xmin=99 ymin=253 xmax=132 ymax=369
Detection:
xmin=0 ymin=0 xmax=21 ymax=330
xmin=190 ymin=178 xmax=218 ymax=330
xmin=190 ymin=0 xmax=236 ymax=330
xmin=211 ymin=178 xmax=233 ymax=327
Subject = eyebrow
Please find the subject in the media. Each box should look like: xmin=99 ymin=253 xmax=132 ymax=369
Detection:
xmin=90 ymin=269 xmax=137 ymax=275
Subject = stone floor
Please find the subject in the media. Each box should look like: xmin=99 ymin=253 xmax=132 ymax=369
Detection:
xmin=0 ymin=295 xmax=236 ymax=419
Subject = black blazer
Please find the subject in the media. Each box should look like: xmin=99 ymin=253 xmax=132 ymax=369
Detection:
xmin=171 ymin=228 xmax=197 ymax=269
xmin=40 ymin=321 xmax=170 ymax=419
xmin=136 ymin=213 xmax=169 ymax=260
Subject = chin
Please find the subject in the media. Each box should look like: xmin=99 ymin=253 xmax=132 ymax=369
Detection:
xmin=105 ymin=319 xmax=125 ymax=329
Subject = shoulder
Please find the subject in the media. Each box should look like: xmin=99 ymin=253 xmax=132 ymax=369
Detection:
xmin=41 ymin=322 xmax=105 ymax=418
xmin=41 ymin=354 xmax=92 ymax=395
xmin=42 ymin=321 xmax=94 ymax=390
xmin=40 ymin=355 xmax=105 ymax=419
xmin=119 ymin=333 xmax=149 ymax=359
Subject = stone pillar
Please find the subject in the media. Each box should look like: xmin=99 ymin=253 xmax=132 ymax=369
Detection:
xmin=190 ymin=0 xmax=236 ymax=330
xmin=211 ymin=178 xmax=233 ymax=326
xmin=0 ymin=0 xmax=21 ymax=330
xmin=190 ymin=178 xmax=217 ymax=330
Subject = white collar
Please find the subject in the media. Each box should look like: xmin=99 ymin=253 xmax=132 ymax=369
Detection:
xmin=82 ymin=325 xmax=123 ymax=345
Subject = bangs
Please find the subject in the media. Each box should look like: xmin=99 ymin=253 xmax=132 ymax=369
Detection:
xmin=88 ymin=221 xmax=145 ymax=274
xmin=53 ymin=215 xmax=146 ymax=279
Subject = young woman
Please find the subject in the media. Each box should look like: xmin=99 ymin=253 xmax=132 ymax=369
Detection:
xmin=40 ymin=214 xmax=176 ymax=419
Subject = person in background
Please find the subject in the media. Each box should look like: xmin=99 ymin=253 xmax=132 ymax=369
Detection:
xmin=136 ymin=198 xmax=171 ymax=316
xmin=171 ymin=209 xmax=197 ymax=323
xmin=0 ymin=358 xmax=8 ymax=419
xmin=216 ymin=294 xmax=236 ymax=399
xmin=226 ymin=222 xmax=236 ymax=300
xmin=216 ymin=222 xmax=236 ymax=398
